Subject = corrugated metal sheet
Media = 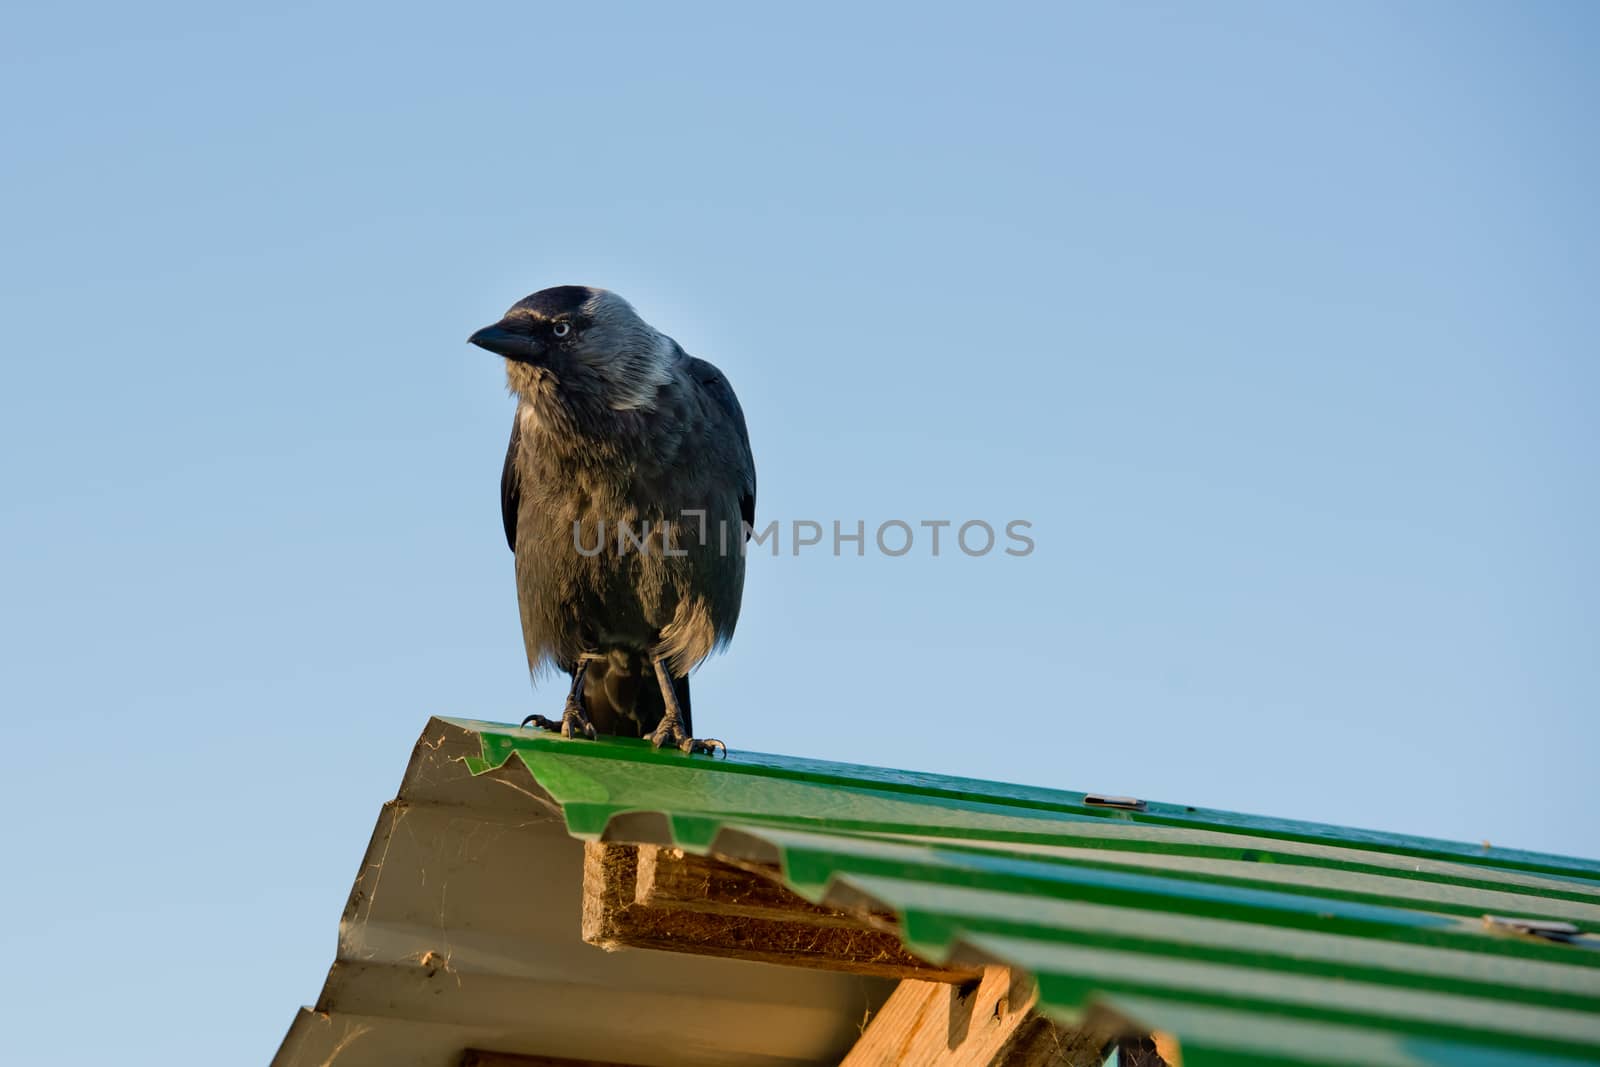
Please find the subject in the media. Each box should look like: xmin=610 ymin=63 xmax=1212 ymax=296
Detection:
xmin=456 ymin=717 xmax=1600 ymax=1067
xmin=273 ymin=718 xmax=895 ymax=1067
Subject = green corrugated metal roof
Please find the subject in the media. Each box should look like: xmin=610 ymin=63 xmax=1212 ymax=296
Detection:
xmin=454 ymin=718 xmax=1600 ymax=1067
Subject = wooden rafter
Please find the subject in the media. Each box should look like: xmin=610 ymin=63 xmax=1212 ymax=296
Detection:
xmin=842 ymin=967 xmax=1114 ymax=1067
xmin=579 ymin=843 xmax=1177 ymax=1066
xmin=581 ymin=842 xmax=978 ymax=981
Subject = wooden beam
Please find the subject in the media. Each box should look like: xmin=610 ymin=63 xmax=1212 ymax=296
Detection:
xmin=635 ymin=842 xmax=895 ymax=929
xmin=841 ymin=967 xmax=1114 ymax=1066
xmin=580 ymin=844 xmax=1178 ymax=1065
xmin=581 ymin=842 xmax=979 ymax=982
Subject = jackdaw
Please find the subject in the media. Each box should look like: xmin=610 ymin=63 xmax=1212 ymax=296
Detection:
xmin=468 ymin=286 xmax=755 ymax=755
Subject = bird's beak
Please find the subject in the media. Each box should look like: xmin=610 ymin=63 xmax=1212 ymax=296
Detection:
xmin=468 ymin=321 xmax=543 ymax=362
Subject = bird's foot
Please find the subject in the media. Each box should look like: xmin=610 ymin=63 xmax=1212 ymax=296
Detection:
xmin=521 ymin=698 xmax=597 ymax=740
xmin=648 ymin=716 xmax=726 ymax=757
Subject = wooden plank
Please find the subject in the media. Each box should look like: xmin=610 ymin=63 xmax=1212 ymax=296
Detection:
xmin=582 ymin=842 xmax=978 ymax=982
xmin=841 ymin=967 xmax=1113 ymax=1066
xmin=581 ymin=844 xmax=1175 ymax=1064
xmin=636 ymin=844 xmax=898 ymax=929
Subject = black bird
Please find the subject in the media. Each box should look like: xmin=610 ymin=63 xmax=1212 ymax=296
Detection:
xmin=469 ymin=286 xmax=755 ymax=755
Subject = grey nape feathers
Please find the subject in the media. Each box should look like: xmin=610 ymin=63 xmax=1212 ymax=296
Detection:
xmin=468 ymin=286 xmax=756 ymax=755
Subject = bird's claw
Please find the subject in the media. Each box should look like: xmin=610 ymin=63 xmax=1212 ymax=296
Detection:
xmin=686 ymin=736 xmax=727 ymax=758
xmin=648 ymin=719 xmax=727 ymax=758
xmin=521 ymin=699 xmax=597 ymax=740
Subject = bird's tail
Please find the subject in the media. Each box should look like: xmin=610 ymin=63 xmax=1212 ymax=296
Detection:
xmin=581 ymin=649 xmax=691 ymax=739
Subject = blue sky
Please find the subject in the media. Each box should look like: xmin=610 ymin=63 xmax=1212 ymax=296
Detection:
xmin=2 ymin=2 xmax=1596 ymax=1062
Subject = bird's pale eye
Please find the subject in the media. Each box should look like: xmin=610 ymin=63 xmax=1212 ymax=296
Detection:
xmin=552 ymin=321 xmax=572 ymax=338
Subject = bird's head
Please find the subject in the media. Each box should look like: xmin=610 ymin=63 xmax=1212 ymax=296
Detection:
xmin=468 ymin=286 xmax=673 ymax=413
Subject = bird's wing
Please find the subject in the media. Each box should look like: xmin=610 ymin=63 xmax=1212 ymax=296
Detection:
xmin=500 ymin=415 xmax=520 ymax=553
xmin=687 ymin=356 xmax=756 ymax=532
